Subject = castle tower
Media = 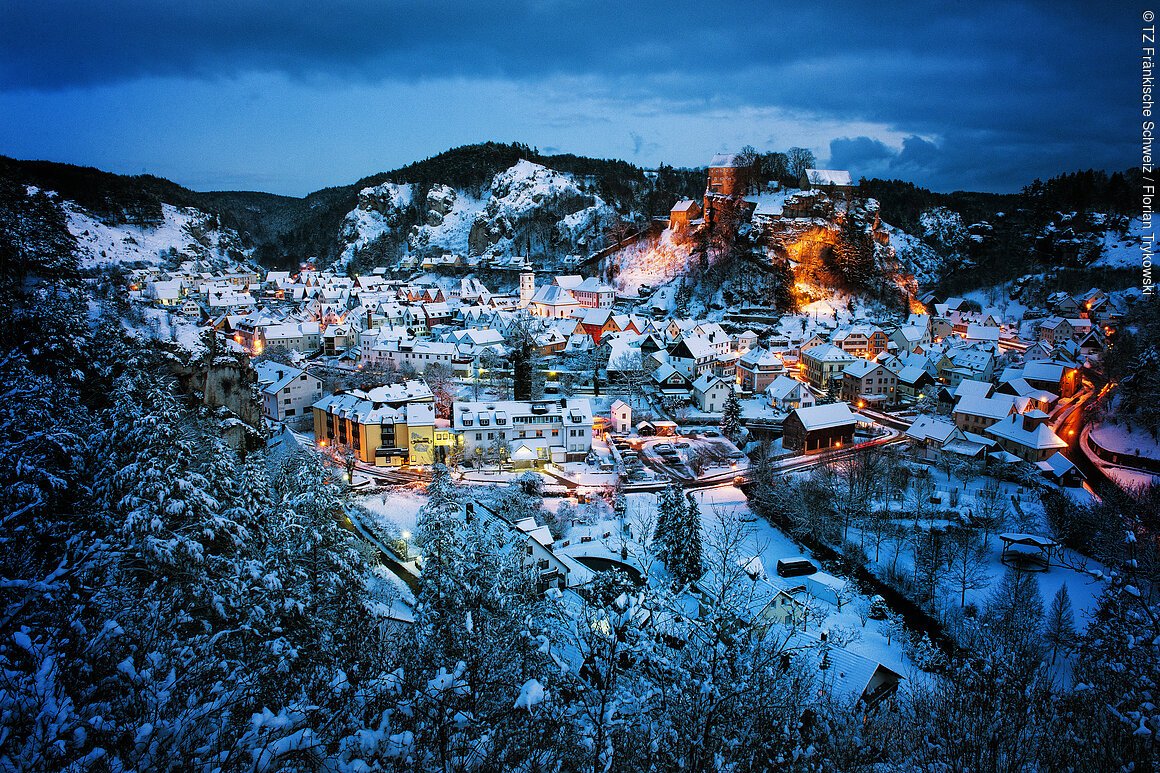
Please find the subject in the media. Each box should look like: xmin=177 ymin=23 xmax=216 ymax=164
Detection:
xmin=519 ymin=271 xmax=535 ymax=307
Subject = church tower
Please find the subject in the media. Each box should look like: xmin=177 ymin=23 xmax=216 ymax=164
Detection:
xmin=519 ymin=271 xmax=535 ymax=307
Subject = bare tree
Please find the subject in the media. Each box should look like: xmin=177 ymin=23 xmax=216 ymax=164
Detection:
xmin=907 ymin=468 xmax=937 ymax=527
xmin=787 ymin=147 xmax=817 ymax=180
xmin=609 ymin=349 xmax=647 ymax=409
xmin=943 ymin=528 xmax=991 ymax=608
xmin=975 ymin=478 xmax=1010 ymax=544
xmin=424 ymin=360 xmax=455 ymax=419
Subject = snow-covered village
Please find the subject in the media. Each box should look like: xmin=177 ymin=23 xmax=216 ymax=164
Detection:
xmin=0 ymin=4 xmax=1155 ymax=771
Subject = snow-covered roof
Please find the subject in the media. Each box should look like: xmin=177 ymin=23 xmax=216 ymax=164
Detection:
xmin=739 ymin=346 xmax=782 ymax=368
xmin=965 ymin=323 xmax=1000 ymax=342
xmin=254 ymin=361 xmax=314 ymax=395
xmin=906 ymin=415 xmax=962 ymax=444
xmin=361 ymin=379 xmax=434 ymax=404
xmin=791 ymin=402 xmax=860 ymax=431
xmin=1022 ymin=361 xmax=1074 ymax=383
xmin=802 ymin=344 xmax=855 ymax=364
xmin=709 ymin=153 xmax=748 ymax=168
xmin=671 ymin=199 xmax=699 ymax=212
xmin=1003 ymin=378 xmax=1058 ymax=403
xmin=1036 ymin=451 xmax=1084 ymax=480
xmin=954 ymin=394 xmax=1018 ymax=421
xmin=671 ymin=335 xmax=714 ymax=361
xmin=953 ymin=379 xmax=993 ymax=400
xmin=805 ymin=169 xmax=854 ymax=187
xmin=896 ymin=364 xmax=932 ymax=386
xmin=553 ymin=275 xmax=584 ymax=290
xmin=766 ymin=375 xmax=809 ymax=401
xmin=785 ymin=631 xmax=901 ymax=705
xmin=692 ymin=373 xmax=731 ymax=393
xmin=843 ymin=359 xmax=881 ymax=379
xmin=531 ymin=284 xmax=579 ymax=306
xmin=985 ymin=414 xmax=1068 ymax=450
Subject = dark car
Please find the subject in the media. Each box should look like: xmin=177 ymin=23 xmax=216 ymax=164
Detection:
xmin=776 ymin=558 xmax=817 ymax=578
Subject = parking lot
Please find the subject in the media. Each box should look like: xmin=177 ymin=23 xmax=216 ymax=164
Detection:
xmin=610 ymin=430 xmax=749 ymax=484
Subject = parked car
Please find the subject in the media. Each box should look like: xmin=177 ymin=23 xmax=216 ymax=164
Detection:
xmin=654 ymin=443 xmax=674 ymax=452
xmin=727 ymin=450 xmax=746 ymax=460
xmin=702 ymin=429 xmax=721 ymax=438
xmin=776 ymin=558 xmax=817 ymax=578
xmin=675 ymin=441 xmax=690 ymax=448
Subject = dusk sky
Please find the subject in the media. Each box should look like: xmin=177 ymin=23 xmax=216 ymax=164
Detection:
xmin=0 ymin=1 xmax=1138 ymax=197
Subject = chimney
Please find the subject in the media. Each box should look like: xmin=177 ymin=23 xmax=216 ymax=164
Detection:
xmin=465 ymin=502 xmax=474 ymax=522
xmin=1022 ymin=410 xmax=1048 ymax=431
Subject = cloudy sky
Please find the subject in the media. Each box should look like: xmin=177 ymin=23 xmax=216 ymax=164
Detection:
xmin=0 ymin=1 xmax=1137 ymax=196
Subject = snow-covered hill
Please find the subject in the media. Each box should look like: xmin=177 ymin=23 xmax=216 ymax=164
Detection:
xmin=1089 ymin=216 xmax=1145 ymax=269
xmin=336 ymin=159 xmax=618 ymax=271
xmin=65 ymin=198 xmax=252 ymax=270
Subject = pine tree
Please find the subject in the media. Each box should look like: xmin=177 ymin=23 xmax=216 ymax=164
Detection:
xmin=721 ymin=388 xmax=742 ymax=444
xmin=653 ymin=483 xmax=685 ymax=564
xmin=669 ymin=494 xmax=704 ymax=585
xmin=821 ymin=378 xmax=842 ymax=405
xmin=1044 ymin=583 xmax=1077 ymax=663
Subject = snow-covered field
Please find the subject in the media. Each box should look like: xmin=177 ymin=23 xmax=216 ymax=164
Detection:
xmin=359 ymin=489 xmax=428 ymax=535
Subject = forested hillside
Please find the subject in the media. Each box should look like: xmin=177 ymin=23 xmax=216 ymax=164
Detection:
xmin=862 ymin=169 xmax=1142 ymax=295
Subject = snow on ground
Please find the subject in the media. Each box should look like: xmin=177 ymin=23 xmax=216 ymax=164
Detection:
xmin=692 ymin=486 xmax=913 ymax=676
xmin=478 ymin=160 xmax=615 ymax=256
xmin=1091 ymin=218 xmax=1145 ymax=269
xmin=610 ymin=228 xmax=693 ymax=295
xmin=883 ymin=221 xmax=945 ymax=286
xmin=359 ymin=489 xmax=427 ymax=535
xmin=745 ymin=189 xmax=792 ymax=218
xmin=1101 ymin=464 xmax=1160 ymax=490
xmin=337 ymin=183 xmax=413 ymax=269
xmin=366 ymin=565 xmax=416 ymax=624
xmin=408 ymin=188 xmax=488 ymax=256
xmin=122 ymin=306 xmax=208 ymax=357
xmin=962 ymin=284 xmax=1029 ymax=322
xmin=848 ymin=463 xmax=1110 ymax=635
xmin=67 ymin=201 xmax=248 ymax=269
xmin=1089 ymin=420 xmax=1160 ymax=461
xmin=739 ymin=397 xmax=782 ymax=421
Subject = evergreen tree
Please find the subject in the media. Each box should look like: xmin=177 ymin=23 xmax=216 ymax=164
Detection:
xmin=653 ymin=483 xmax=685 ymax=565
xmin=416 ymin=464 xmax=462 ymax=625
xmin=668 ymin=494 xmax=704 ymax=585
xmin=507 ymin=314 xmax=544 ymax=401
xmin=721 ymin=387 xmax=743 ymax=444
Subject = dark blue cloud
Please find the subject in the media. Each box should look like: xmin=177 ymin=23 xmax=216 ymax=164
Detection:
xmin=0 ymin=0 xmax=1138 ymax=193
xmin=829 ymin=136 xmax=896 ymax=173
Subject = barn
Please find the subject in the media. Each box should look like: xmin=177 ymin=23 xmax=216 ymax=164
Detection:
xmin=782 ymin=402 xmax=860 ymax=452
